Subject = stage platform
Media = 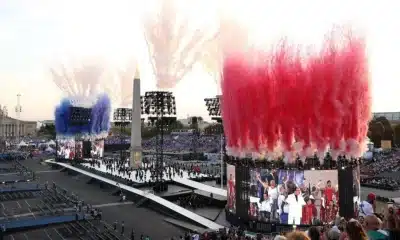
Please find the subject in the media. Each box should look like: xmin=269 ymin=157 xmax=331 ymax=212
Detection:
xmin=173 ymin=177 xmax=227 ymax=197
xmin=80 ymin=161 xmax=227 ymax=198
xmin=81 ymin=162 xmax=208 ymax=182
xmin=45 ymin=160 xmax=223 ymax=230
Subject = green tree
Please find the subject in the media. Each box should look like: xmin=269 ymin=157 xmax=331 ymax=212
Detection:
xmin=393 ymin=124 xmax=400 ymax=147
xmin=368 ymin=116 xmax=393 ymax=148
xmin=204 ymin=123 xmax=223 ymax=134
xmin=38 ymin=124 xmax=56 ymax=138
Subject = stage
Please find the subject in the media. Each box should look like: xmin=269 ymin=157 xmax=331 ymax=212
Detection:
xmin=80 ymin=160 xmax=227 ymax=197
xmin=45 ymin=159 xmax=224 ymax=230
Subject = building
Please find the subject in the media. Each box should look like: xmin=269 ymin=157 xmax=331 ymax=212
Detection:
xmin=373 ymin=112 xmax=400 ymax=125
xmin=40 ymin=120 xmax=55 ymax=126
xmin=0 ymin=116 xmax=37 ymax=137
xmin=178 ymin=116 xmax=211 ymax=130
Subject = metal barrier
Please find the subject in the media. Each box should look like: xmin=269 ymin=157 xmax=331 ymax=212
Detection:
xmin=0 ymin=213 xmax=87 ymax=231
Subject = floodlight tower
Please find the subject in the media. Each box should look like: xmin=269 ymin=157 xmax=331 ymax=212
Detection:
xmin=15 ymin=94 xmax=22 ymax=142
xmin=130 ymin=67 xmax=142 ymax=168
xmin=204 ymin=95 xmax=224 ymax=189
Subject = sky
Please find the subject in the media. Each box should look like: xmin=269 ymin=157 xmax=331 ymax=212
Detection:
xmin=0 ymin=0 xmax=399 ymax=122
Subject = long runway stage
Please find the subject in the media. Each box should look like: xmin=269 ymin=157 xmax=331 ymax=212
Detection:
xmin=80 ymin=161 xmax=227 ymax=198
xmin=45 ymin=160 xmax=223 ymax=230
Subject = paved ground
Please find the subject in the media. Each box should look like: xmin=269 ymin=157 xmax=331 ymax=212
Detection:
xmin=2 ymin=158 xmax=185 ymax=240
xmin=34 ymin=170 xmax=184 ymax=239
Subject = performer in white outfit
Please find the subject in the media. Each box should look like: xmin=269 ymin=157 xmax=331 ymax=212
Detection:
xmin=286 ymin=186 xmax=306 ymax=225
xmin=64 ymin=148 xmax=70 ymax=159
xmin=259 ymin=192 xmax=273 ymax=221
xmin=277 ymin=185 xmax=289 ymax=224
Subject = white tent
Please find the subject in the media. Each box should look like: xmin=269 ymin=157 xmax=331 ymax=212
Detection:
xmin=45 ymin=147 xmax=54 ymax=152
xmin=18 ymin=141 xmax=28 ymax=147
xmin=47 ymin=140 xmax=56 ymax=146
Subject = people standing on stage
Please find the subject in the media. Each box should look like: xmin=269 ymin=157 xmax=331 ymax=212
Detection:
xmin=259 ymin=192 xmax=273 ymax=221
xmin=286 ymin=182 xmax=306 ymax=225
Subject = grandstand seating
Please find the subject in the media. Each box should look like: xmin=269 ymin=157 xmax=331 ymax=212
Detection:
xmin=105 ymin=133 xmax=221 ymax=153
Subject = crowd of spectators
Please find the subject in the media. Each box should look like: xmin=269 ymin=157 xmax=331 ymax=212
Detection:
xmin=359 ymin=151 xmax=400 ymax=191
xmin=360 ymin=151 xmax=400 ymax=176
xmin=183 ymin=212 xmax=400 ymax=240
xmin=360 ymin=177 xmax=400 ymax=191
xmin=105 ymin=133 xmax=221 ymax=153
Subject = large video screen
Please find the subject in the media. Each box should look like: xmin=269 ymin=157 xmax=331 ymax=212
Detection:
xmin=303 ymin=170 xmax=338 ymax=225
xmin=57 ymin=139 xmax=75 ymax=160
xmin=227 ymin=164 xmax=236 ymax=213
xmin=248 ymin=168 xmax=339 ymax=225
xmin=91 ymin=139 xmax=104 ymax=158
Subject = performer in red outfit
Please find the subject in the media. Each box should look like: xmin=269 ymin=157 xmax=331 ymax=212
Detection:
xmin=324 ymin=180 xmax=334 ymax=204
xmin=228 ymin=174 xmax=235 ymax=210
xmin=302 ymin=196 xmax=317 ymax=225
xmin=320 ymin=191 xmax=326 ymax=223
xmin=69 ymin=148 xmax=75 ymax=160
xmin=325 ymin=200 xmax=338 ymax=223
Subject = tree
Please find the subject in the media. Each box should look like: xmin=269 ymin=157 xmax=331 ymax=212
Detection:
xmin=204 ymin=123 xmax=223 ymax=135
xmin=375 ymin=116 xmax=394 ymax=142
xmin=368 ymin=116 xmax=394 ymax=148
xmin=38 ymin=124 xmax=56 ymax=138
xmin=393 ymin=124 xmax=400 ymax=147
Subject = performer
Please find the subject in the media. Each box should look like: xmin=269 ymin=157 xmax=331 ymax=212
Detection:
xmin=228 ymin=174 xmax=235 ymax=210
xmin=256 ymin=171 xmax=269 ymax=199
xmin=259 ymin=192 xmax=272 ymax=221
xmin=286 ymin=182 xmax=306 ymax=225
xmin=324 ymin=180 xmax=335 ymax=204
xmin=320 ymin=191 xmax=326 ymax=223
xmin=278 ymin=185 xmax=289 ymax=224
xmin=302 ymin=196 xmax=317 ymax=225
xmin=249 ymin=203 xmax=259 ymax=220
xmin=325 ymin=200 xmax=338 ymax=223
xmin=268 ymin=179 xmax=279 ymax=220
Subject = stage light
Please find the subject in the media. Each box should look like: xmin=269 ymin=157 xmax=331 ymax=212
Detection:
xmin=204 ymin=96 xmax=222 ymax=122
xmin=141 ymin=91 xmax=177 ymax=189
xmin=69 ymin=107 xmax=92 ymax=126
xmin=113 ymin=108 xmax=132 ymax=162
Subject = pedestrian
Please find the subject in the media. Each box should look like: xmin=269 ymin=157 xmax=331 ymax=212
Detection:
xmin=130 ymin=229 xmax=135 ymax=240
xmin=113 ymin=220 xmax=118 ymax=231
xmin=121 ymin=221 xmax=125 ymax=235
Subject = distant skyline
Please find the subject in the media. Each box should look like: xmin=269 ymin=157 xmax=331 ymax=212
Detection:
xmin=1 ymin=1 xmax=399 ymax=122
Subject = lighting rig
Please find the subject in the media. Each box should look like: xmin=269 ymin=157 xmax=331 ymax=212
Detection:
xmin=204 ymin=96 xmax=225 ymax=188
xmin=113 ymin=108 xmax=132 ymax=163
xmin=69 ymin=107 xmax=92 ymax=164
xmin=141 ymin=91 xmax=176 ymax=192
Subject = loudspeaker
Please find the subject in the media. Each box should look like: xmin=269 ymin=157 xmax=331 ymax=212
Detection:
xmin=82 ymin=141 xmax=91 ymax=158
xmin=338 ymin=167 xmax=355 ymax=219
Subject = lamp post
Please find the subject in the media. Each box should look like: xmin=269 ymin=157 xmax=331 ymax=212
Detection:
xmin=15 ymin=94 xmax=22 ymax=143
xmin=0 ymin=106 xmax=8 ymax=151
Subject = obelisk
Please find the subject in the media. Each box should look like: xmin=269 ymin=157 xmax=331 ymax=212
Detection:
xmin=130 ymin=66 xmax=142 ymax=168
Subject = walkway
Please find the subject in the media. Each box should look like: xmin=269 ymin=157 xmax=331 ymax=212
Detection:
xmin=45 ymin=160 xmax=223 ymax=230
